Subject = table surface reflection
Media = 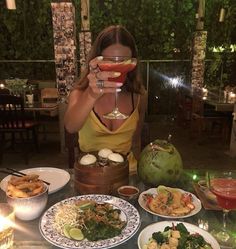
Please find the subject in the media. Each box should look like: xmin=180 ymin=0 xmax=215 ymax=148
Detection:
xmin=0 ymin=168 xmax=236 ymax=249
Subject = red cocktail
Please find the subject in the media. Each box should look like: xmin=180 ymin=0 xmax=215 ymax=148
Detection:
xmin=208 ymin=171 xmax=236 ymax=247
xmin=98 ymin=57 xmax=137 ymax=120
xmin=211 ymin=178 xmax=236 ymax=210
xmin=98 ymin=58 xmax=136 ymax=83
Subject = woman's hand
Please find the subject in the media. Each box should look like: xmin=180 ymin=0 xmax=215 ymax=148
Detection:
xmin=87 ymin=56 xmax=123 ymax=98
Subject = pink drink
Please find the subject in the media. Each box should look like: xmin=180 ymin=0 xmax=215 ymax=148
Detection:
xmin=211 ymin=178 xmax=236 ymax=210
xmin=98 ymin=60 xmax=136 ymax=83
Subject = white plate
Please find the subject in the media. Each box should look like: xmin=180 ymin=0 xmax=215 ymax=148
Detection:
xmin=138 ymin=187 xmax=202 ymax=218
xmin=39 ymin=195 xmax=141 ymax=249
xmin=138 ymin=221 xmax=220 ymax=249
xmin=0 ymin=167 xmax=70 ymax=194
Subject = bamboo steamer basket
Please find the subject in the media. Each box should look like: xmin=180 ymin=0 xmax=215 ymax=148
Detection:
xmin=74 ymin=152 xmax=129 ymax=195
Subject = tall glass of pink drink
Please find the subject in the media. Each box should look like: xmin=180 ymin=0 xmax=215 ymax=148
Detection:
xmin=98 ymin=57 xmax=137 ymax=119
xmin=211 ymin=178 xmax=236 ymax=210
xmin=209 ymin=171 xmax=236 ymax=248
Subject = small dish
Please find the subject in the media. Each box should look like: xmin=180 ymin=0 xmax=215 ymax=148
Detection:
xmin=6 ymin=183 xmax=48 ymax=221
xmin=0 ymin=167 xmax=70 ymax=194
xmin=117 ymin=185 xmax=139 ymax=202
xmin=198 ymin=180 xmax=217 ymax=203
xmin=198 ymin=180 xmax=208 ymax=191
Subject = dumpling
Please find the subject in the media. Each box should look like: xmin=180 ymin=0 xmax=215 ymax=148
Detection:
xmin=108 ymin=153 xmax=124 ymax=165
xmin=80 ymin=154 xmax=97 ymax=166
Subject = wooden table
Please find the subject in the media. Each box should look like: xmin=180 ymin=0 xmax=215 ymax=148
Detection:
xmin=0 ymin=168 xmax=236 ymax=249
xmin=24 ymin=102 xmax=58 ymax=116
xmin=205 ymin=100 xmax=234 ymax=112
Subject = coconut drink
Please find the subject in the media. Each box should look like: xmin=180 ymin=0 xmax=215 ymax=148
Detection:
xmin=138 ymin=139 xmax=183 ymax=187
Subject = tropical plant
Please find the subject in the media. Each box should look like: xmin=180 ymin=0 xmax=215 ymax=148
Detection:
xmin=0 ymin=0 xmax=235 ymax=85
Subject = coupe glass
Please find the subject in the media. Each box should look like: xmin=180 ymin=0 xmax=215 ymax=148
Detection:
xmin=208 ymin=171 xmax=236 ymax=248
xmin=98 ymin=56 xmax=137 ymax=119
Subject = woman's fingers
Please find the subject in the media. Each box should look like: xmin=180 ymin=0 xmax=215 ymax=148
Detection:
xmin=93 ymin=86 xmax=121 ymax=95
xmin=95 ymin=71 xmax=121 ymax=81
xmin=88 ymin=56 xmax=123 ymax=96
xmin=89 ymin=56 xmax=103 ymax=72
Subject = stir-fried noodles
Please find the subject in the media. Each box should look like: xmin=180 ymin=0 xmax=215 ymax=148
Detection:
xmin=54 ymin=200 xmax=126 ymax=241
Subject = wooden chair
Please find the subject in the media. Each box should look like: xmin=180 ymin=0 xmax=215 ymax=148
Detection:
xmin=64 ymin=129 xmax=79 ymax=168
xmin=41 ymin=88 xmax=58 ymax=106
xmin=39 ymin=88 xmax=59 ymax=139
xmin=0 ymin=88 xmax=10 ymax=95
xmin=0 ymin=95 xmax=40 ymax=164
xmin=190 ymin=95 xmax=231 ymax=143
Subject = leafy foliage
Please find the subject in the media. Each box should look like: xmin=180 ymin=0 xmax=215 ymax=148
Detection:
xmin=0 ymin=0 xmax=235 ymax=83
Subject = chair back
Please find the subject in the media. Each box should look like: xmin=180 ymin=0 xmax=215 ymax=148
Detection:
xmin=0 ymin=88 xmax=10 ymax=95
xmin=41 ymin=88 xmax=58 ymax=104
xmin=0 ymin=95 xmax=27 ymax=129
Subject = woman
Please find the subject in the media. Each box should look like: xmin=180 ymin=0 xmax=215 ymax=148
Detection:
xmin=64 ymin=25 xmax=147 ymax=174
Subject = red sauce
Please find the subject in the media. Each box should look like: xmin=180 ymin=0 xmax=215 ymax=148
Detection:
xmin=119 ymin=187 xmax=138 ymax=196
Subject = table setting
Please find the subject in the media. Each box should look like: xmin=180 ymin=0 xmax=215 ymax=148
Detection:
xmin=0 ymin=140 xmax=236 ymax=249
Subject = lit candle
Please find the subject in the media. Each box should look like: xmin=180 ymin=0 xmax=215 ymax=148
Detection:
xmin=6 ymin=0 xmax=16 ymax=10
xmin=0 ymin=204 xmax=15 ymax=249
xmin=219 ymin=8 xmax=226 ymax=22
xmin=202 ymin=87 xmax=208 ymax=98
xmin=0 ymin=83 xmax=5 ymax=89
xmin=229 ymin=92 xmax=236 ymax=103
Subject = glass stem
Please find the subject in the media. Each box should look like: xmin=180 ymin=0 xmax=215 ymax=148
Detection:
xmin=114 ymin=91 xmax=118 ymax=110
xmin=222 ymin=209 xmax=229 ymax=231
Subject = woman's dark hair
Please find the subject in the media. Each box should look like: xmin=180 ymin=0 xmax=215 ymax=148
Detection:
xmin=88 ymin=25 xmax=138 ymax=60
xmin=75 ymin=25 xmax=144 ymax=94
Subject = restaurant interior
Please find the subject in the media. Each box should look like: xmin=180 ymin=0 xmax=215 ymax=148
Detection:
xmin=0 ymin=1 xmax=236 ymax=249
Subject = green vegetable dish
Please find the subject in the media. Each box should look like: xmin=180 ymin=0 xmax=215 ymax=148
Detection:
xmin=144 ymin=223 xmax=213 ymax=249
xmin=54 ymin=200 xmax=126 ymax=241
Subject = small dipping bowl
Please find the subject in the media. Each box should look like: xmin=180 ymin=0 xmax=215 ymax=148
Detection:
xmin=198 ymin=180 xmax=208 ymax=191
xmin=198 ymin=180 xmax=217 ymax=203
xmin=117 ymin=185 xmax=139 ymax=203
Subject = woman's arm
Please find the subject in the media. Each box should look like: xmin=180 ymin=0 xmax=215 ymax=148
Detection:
xmin=64 ymin=56 xmax=123 ymax=133
xmin=64 ymin=88 xmax=98 ymax=133
xmin=132 ymin=91 xmax=148 ymax=159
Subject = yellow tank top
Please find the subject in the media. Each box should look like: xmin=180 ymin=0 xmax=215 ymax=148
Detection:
xmin=79 ymin=96 xmax=140 ymax=174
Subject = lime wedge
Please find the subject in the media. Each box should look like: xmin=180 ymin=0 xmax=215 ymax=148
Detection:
xmin=123 ymin=59 xmax=132 ymax=64
xmin=63 ymin=224 xmax=72 ymax=239
xmin=69 ymin=228 xmax=84 ymax=241
xmin=78 ymin=202 xmax=93 ymax=210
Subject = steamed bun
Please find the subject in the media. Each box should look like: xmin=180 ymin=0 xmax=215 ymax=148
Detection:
xmin=80 ymin=154 xmax=97 ymax=165
xmin=98 ymin=148 xmax=113 ymax=158
xmin=108 ymin=153 xmax=124 ymax=163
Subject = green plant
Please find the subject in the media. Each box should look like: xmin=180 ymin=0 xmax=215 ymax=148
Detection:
xmin=5 ymin=78 xmax=28 ymax=95
xmin=0 ymin=0 xmax=235 ymax=82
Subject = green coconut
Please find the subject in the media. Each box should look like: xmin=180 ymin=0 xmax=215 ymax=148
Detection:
xmin=138 ymin=139 xmax=183 ymax=186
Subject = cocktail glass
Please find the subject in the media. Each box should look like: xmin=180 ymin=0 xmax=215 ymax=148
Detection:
xmin=98 ymin=56 xmax=137 ymax=119
xmin=208 ymin=171 xmax=236 ymax=248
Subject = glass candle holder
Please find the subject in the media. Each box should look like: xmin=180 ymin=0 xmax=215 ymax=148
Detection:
xmin=228 ymin=92 xmax=236 ymax=103
xmin=0 ymin=203 xmax=15 ymax=249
